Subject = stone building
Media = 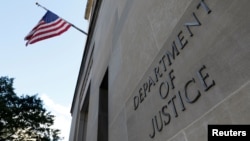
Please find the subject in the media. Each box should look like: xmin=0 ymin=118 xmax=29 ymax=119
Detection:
xmin=69 ymin=0 xmax=250 ymax=141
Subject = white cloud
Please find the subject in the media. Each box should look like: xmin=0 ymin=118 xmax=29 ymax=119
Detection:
xmin=40 ymin=94 xmax=72 ymax=141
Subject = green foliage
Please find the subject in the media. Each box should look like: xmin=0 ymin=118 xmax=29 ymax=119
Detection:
xmin=0 ymin=76 xmax=62 ymax=141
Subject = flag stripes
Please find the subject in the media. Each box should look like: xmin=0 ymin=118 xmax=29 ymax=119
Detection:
xmin=25 ymin=11 xmax=71 ymax=46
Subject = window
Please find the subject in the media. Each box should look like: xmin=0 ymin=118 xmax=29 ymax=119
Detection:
xmin=98 ymin=69 xmax=108 ymax=141
xmin=77 ymin=84 xmax=90 ymax=141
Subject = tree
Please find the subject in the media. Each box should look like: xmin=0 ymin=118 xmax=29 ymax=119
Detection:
xmin=0 ymin=76 xmax=62 ymax=141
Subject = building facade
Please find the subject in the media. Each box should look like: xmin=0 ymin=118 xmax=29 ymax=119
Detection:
xmin=69 ymin=0 xmax=250 ymax=141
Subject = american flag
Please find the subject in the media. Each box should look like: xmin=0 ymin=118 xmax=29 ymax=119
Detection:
xmin=24 ymin=11 xmax=71 ymax=46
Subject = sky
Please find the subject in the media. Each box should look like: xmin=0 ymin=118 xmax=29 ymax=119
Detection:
xmin=0 ymin=0 xmax=89 ymax=140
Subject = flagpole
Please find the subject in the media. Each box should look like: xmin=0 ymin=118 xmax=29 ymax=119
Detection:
xmin=36 ymin=2 xmax=88 ymax=36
